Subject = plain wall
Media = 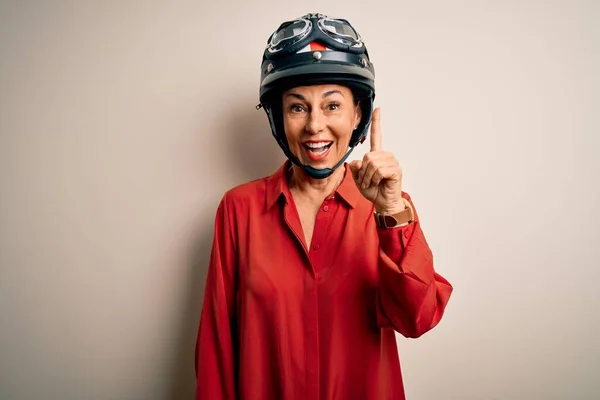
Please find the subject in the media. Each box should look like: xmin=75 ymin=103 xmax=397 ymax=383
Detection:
xmin=1 ymin=1 xmax=598 ymax=399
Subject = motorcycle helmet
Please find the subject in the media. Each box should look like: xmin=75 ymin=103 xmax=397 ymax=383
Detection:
xmin=257 ymin=13 xmax=376 ymax=179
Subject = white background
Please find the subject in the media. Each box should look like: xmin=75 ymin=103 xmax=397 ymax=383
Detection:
xmin=1 ymin=1 xmax=598 ymax=399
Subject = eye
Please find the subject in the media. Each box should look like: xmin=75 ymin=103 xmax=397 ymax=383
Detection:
xmin=327 ymin=102 xmax=341 ymax=111
xmin=289 ymin=104 xmax=306 ymax=113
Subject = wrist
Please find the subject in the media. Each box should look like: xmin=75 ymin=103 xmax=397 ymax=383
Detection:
xmin=375 ymin=202 xmax=406 ymax=215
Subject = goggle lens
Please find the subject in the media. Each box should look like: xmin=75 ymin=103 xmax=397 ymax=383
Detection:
xmin=321 ymin=19 xmax=359 ymax=39
xmin=269 ymin=20 xmax=309 ymax=49
xmin=267 ymin=16 xmax=363 ymax=53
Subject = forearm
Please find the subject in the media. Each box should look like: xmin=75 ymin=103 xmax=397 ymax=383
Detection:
xmin=376 ymin=220 xmax=453 ymax=338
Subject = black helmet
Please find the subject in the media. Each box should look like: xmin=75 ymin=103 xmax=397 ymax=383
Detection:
xmin=257 ymin=13 xmax=376 ymax=179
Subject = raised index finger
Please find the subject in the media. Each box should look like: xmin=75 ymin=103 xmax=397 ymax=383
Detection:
xmin=370 ymin=107 xmax=382 ymax=151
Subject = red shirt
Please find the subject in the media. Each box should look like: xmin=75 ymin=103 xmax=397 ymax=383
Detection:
xmin=195 ymin=162 xmax=453 ymax=399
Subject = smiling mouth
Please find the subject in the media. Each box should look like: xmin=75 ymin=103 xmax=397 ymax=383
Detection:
xmin=302 ymin=141 xmax=333 ymax=155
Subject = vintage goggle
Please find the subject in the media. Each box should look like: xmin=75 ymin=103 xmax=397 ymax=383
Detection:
xmin=267 ymin=16 xmax=363 ymax=53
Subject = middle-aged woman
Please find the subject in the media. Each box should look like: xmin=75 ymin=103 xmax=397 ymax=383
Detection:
xmin=195 ymin=13 xmax=453 ymax=400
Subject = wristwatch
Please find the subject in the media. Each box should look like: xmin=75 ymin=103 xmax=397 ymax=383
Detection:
xmin=374 ymin=198 xmax=414 ymax=228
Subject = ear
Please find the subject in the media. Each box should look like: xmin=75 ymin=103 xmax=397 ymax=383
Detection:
xmin=354 ymin=101 xmax=362 ymax=128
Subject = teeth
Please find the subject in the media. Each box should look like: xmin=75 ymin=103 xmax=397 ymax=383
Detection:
xmin=305 ymin=141 xmax=331 ymax=149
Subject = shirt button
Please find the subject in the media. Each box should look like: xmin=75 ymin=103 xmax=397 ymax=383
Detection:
xmin=323 ymin=205 xmax=329 ymax=212
xmin=312 ymin=244 xmax=320 ymax=251
xmin=404 ymin=229 xmax=410 ymax=238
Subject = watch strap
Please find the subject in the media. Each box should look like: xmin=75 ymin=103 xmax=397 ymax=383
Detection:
xmin=374 ymin=198 xmax=414 ymax=228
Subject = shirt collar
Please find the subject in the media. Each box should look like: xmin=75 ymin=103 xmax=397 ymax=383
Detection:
xmin=265 ymin=162 xmax=290 ymax=210
xmin=335 ymin=163 xmax=360 ymax=209
xmin=265 ymin=161 xmax=360 ymax=210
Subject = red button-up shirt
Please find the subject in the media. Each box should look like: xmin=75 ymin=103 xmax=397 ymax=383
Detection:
xmin=195 ymin=162 xmax=453 ymax=399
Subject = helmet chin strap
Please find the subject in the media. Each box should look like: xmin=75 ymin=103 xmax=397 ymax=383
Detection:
xmin=275 ymin=136 xmax=359 ymax=179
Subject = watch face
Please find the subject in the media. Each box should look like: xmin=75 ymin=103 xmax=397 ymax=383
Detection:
xmin=383 ymin=215 xmax=398 ymax=228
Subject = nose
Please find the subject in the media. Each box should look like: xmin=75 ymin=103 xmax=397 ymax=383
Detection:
xmin=305 ymin=109 xmax=325 ymax=134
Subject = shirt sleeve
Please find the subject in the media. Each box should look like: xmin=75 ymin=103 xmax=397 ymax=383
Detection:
xmin=195 ymin=193 xmax=238 ymax=399
xmin=375 ymin=192 xmax=453 ymax=338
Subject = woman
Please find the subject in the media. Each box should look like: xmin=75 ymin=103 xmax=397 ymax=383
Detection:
xmin=195 ymin=13 xmax=453 ymax=400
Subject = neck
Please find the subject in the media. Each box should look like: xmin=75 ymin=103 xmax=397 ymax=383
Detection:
xmin=288 ymin=164 xmax=346 ymax=202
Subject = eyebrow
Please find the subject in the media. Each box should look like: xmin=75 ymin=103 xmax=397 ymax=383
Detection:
xmin=284 ymin=90 xmax=345 ymax=101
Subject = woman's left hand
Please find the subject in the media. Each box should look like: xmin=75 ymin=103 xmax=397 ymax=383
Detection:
xmin=349 ymin=107 xmax=405 ymax=214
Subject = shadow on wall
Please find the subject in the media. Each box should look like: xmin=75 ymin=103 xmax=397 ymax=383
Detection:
xmin=167 ymin=95 xmax=286 ymax=400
